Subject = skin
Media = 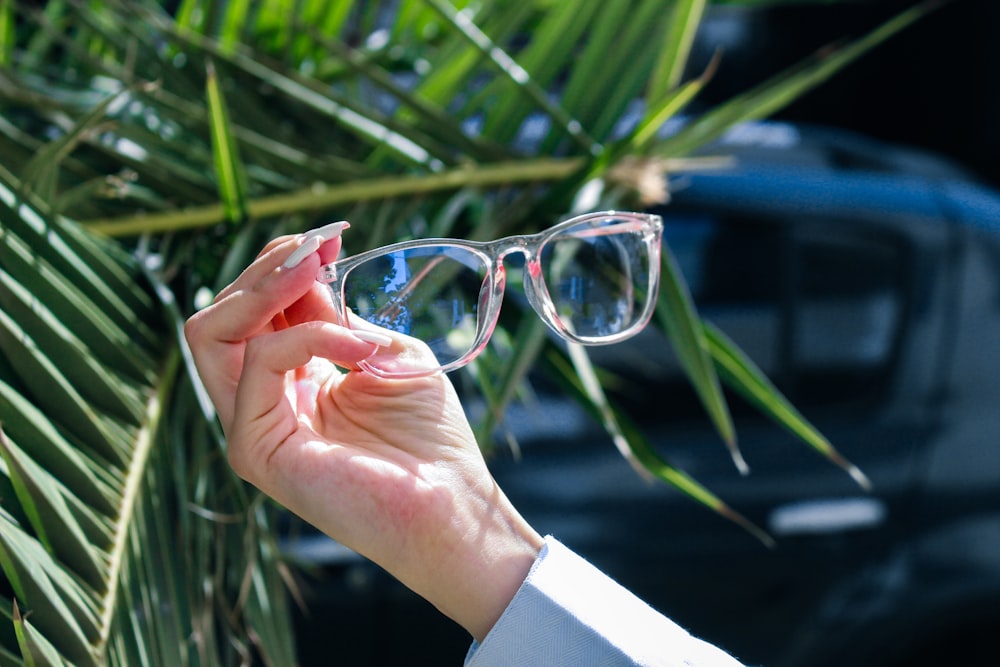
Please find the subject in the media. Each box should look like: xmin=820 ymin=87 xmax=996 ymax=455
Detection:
xmin=183 ymin=231 xmax=544 ymax=642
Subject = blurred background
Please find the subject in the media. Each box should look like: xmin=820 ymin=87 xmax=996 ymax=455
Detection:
xmin=289 ymin=4 xmax=1000 ymax=666
xmin=1 ymin=1 xmax=997 ymax=666
xmin=695 ymin=0 xmax=999 ymax=186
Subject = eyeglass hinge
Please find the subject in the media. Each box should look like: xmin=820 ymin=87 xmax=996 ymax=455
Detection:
xmin=317 ymin=263 xmax=338 ymax=283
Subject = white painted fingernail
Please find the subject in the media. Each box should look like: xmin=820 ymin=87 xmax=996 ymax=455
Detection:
xmin=307 ymin=220 xmax=351 ymax=242
xmin=352 ymin=330 xmax=394 ymax=346
xmin=281 ymin=221 xmax=351 ymax=269
xmin=282 ymin=235 xmax=323 ymax=269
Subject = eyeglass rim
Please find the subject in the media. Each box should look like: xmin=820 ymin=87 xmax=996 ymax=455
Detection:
xmin=317 ymin=210 xmax=663 ymax=378
xmin=318 ymin=210 xmax=662 ymax=281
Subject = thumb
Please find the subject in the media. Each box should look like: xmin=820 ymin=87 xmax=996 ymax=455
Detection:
xmin=227 ymin=322 xmax=379 ymax=481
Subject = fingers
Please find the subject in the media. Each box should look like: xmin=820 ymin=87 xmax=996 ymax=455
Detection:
xmin=213 ymin=222 xmax=347 ymax=305
xmin=204 ymin=263 xmax=315 ymax=342
xmin=282 ymin=221 xmax=349 ymax=269
xmin=217 ymin=224 xmax=348 ymax=334
xmin=184 ymin=223 xmax=351 ymax=427
xmin=228 ymin=321 xmax=381 ymax=481
xmin=187 ymin=223 xmax=348 ymax=358
xmin=184 ymin=256 xmax=316 ymax=424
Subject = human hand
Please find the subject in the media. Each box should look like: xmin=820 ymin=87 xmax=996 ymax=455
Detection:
xmin=183 ymin=224 xmax=543 ymax=641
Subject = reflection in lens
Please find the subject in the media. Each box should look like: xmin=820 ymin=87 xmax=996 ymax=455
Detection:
xmin=542 ymin=218 xmax=649 ymax=339
xmin=342 ymin=246 xmax=487 ymax=373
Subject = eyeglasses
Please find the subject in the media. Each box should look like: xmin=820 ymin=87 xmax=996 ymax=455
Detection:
xmin=317 ymin=210 xmax=663 ymax=378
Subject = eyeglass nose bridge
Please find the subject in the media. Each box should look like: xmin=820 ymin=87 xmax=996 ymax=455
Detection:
xmin=486 ymin=234 xmax=567 ymax=341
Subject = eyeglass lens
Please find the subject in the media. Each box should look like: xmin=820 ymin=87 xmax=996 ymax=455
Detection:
xmin=340 ymin=215 xmax=654 ymax=375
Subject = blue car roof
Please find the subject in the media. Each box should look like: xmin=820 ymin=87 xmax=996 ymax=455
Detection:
xmin=670 ymin=163 xmax=1000 ymax=233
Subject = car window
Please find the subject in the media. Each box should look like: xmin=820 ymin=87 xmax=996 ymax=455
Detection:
xmin=790 ymin=225 xmax=906 ymax=405
xmin=589 ymin=210 xmax=910 ymax=420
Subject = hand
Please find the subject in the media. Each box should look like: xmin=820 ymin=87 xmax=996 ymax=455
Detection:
xmin=183 ymin=226 xmax=543 ymax=641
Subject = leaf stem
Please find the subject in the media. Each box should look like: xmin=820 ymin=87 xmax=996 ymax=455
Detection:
xmin=96 ymin=345 xmax=180 ymax=660
xmin=81 ymin=158 xmax=583 ymax=236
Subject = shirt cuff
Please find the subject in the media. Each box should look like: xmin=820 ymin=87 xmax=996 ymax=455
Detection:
xmin=465 ymin=535 xmax=744 ymax=666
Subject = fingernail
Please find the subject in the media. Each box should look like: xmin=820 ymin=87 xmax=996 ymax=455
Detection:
xmin=282 ymin=221 xmax=351 ymax=269
xmin=351 ymin=330 xmax=394 ymax=347
xmin=282 ymin=235 xmax=322 ymax=269
xmin=307 ymin=220 xmax=351 ymax=243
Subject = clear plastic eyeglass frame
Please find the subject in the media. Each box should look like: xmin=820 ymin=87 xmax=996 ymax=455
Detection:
xmin=317 ymin=210 xmax=663 ymax=378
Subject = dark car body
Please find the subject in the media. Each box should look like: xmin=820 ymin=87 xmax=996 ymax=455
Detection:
xmin=289 ymin=123 xmax=1000 ymax=667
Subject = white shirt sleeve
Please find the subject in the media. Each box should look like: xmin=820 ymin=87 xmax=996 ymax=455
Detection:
xmin=464 ymin=536 xmax=744 ymax=667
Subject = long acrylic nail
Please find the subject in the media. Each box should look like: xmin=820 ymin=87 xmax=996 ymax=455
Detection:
xmin=282 ymin=221 xmax=350 ymax=269
xmin=282 ymin=235 xmax=322 ymax=269
xmin=352 ymin=330 xmax=394 ymax=347
xmin=306 ymin=220 xmax=350 ymax=243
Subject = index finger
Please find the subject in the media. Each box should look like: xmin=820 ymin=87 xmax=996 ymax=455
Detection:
xmin=214 ymin=222 xmax=347 ymax=304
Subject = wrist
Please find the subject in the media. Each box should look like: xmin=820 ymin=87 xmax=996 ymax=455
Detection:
xmin=457 ymin=513 xmax=544 ymax=642
xmin=415 ymin=484 xmax=544 ymax=642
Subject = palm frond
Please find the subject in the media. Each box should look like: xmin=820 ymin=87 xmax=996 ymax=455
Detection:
xmin=0 ymin=173 xmax=295 ymax=665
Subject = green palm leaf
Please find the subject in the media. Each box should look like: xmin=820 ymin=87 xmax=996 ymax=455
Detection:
xmin=205 ymin=59 xmax=250 ymax=223
xmin=704 ymin=321 xmax=871 ymax=490
xmin=656 ymin=239 xmax=745 ymax=472
xmin=655 ymin=0 xmax=940 ymax=159
xmin=651 ymin=0 xmax=708 ymax=99
xmin=0 ymin=174 xmax=295 ymax=664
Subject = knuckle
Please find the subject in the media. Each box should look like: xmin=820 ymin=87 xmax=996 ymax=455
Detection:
xmin=182 ymin=312 xmax=206 ymax=345
xmin=226 ymin=446 xmax=252 ymax=481
xmin=259 ymin=235 xmax=296 ymax=258
xmin=241 ymin=334 xmax=269 ymax=364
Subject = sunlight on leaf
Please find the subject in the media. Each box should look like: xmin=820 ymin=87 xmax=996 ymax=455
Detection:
xmin=205 ymin=59 xmax=249 ymax=223
xmin=17 ymin=88 xmax=126 ymax=206
xmin=423 ymin=0 xmax=599 ymax=154
xmin=12 ymin=600 xmax=39 ymax=667
xmin=650 ymin=0 xmax=708 ymax=100
xmin=0 ymin=0 xmax=13 ymax=67
xmin=565 ymin=341 xmax=654 ymax=481
xmin=81 ymin=157 xmax=583 ymax=236
xmin=552 ymin=344 xmax=773 ymax=547
xmin=656 ymin=242 xmax=745 ymax=473
xmin=704 ymin=321 xmax=872 ymax=490
xmin=0 ymin=171 xmax=296 ymax=664
xmin=634 ymin=50 xmax=720 ymax=152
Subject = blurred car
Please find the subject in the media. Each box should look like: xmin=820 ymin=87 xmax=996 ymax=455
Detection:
xmin=287 ymin=122 xmax=1000 ymax=667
